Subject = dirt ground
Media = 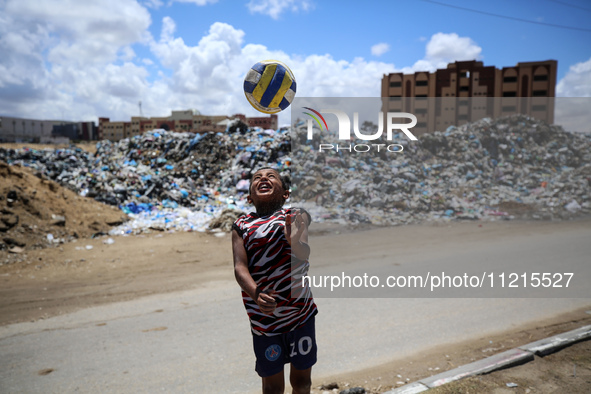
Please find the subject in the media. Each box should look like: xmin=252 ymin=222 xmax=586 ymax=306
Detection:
xmin=1 ymin=223 xmax=590 ymax=394
xmin=0 ymin=161 xmax=127 ymax=254
xmin=0 ymin=142 xmax=97 ymax=153
xmin=1 ymin=159 xmax=590 ymax=393
xmin=313 ymin=308 xmax=591 ymax=393
xmin=428 ymin=339 xmax=591 ymax=394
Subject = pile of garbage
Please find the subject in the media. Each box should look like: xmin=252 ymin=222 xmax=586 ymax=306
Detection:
xmin=1 ymin=127 xmax=291 ymax=234
xmin=291 ymin=114 xmax=591 ymax=225
xmin=1 ymin=114 xmax=590 ymax=235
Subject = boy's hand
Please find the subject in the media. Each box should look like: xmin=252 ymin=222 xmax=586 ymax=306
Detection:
xmin=256 ymin=289 xmax=277 ymax=315
xmin=285 ymin=210 xmax=306 ymax=246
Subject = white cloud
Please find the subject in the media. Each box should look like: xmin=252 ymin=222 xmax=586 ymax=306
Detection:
xmin=147 ymin=20 xmax=395 ymax=123
xmin=371 ymin=43 xmax=390 ymax=57
xmin=0 ymin=0 xmax=415 ymax=126
xmin=555 ymin=58 xmax=591 ymax=133
xmin=403 ymin=32 xmax=482 ymax=73
xmin=0 ymin=0 xmax=396 ymax=125
xmin=174 ymin=0 xmax=218 ymax=5
xmin=142 ymin=0 xmax=164 ymax=9
xmin=160 ymin=16 xmax=177 ymax=42
xmin=4 ymin=0 xmax=151 ymax=66
xmin=142 ymin=0 xmax=216 ymax=9
xmin=0 ymin=0 xmax=152 ymax=121
xmin=557 ymin=57 xmax=591 ymax=97
xmin=246 ymin=0 xmax=313 ymax=19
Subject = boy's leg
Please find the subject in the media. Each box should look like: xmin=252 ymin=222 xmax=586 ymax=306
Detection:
xmin=287 ymin=316 xmax=316 ymax=394
xmin=262 ymin=370 xmax=285 ymax=394
xmin=289 ymin=365 xmax=312 ymax=394
xmin=253 ymin=334 xmax=287 ymax=391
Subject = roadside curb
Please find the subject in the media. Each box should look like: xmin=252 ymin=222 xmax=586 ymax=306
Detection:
xmin=383 ymin=324 xmax=591 ymax=393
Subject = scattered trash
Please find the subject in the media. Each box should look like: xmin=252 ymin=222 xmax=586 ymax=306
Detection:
xmin=1 ymin=114 xmax=590 ymax=238
xmin=85 ymin=245 xmax=93 ymax=250
xmin=50 ymin=214 xmax=66 ymax=226
xmin=291 ymin=114 xmax=591 ymax=226
xmin=319 ymin=382 xmax=339 ymax=390
xmin=8 ymin=246 xmax=24 ymax=254
xmin=565 ymin=200 xmax=581 ymax=213
xmin=103 ymin=238 xmax=115 ymax=245
xmin=37 ymin=368 xmax=54 ymax=376
xmin=340 ymin=388 xmax=365 ymax=394
xmin=506 ymin=382 xmax=518 ymax=388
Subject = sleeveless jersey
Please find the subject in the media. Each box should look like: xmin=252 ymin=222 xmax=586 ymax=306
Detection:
xmin=233 ymin=207 xmax=317 ymax=336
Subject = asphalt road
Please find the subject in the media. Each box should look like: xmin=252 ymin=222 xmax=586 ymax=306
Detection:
xmin=1 ymin=222 xmax=590 ymax=393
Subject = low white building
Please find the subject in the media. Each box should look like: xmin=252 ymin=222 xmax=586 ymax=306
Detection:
xmin=0 ymin=116 xmax=69 ymax=143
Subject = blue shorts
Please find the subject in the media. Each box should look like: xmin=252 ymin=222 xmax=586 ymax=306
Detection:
xmin=252 ymin=316 xmax=317 ymax=378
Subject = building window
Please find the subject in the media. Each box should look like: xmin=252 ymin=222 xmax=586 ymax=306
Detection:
xmin=389 ymin=96 xmax=401 ymax=101
xmin=416 ymin=95 xmax=427 ymax=100
xmin=502 ymin=105 xmax=516 ymax=112
xmin=458 ymin=114 xmax=468 ymax=120
xmin=532 ymin=105 xmax=547 ymax=111
xmin=533 ymin=75 xmax=548 ymax=82
xmin=415 ymin=108 xmax=427 ymax=114
xmin=503 ymin=76 xmax=517 ymax=83
xmin=459 ymin=86 xmax=469 ymax=92
xmin=416 ymin=122 xmax=427 ymax=128
xmin=459 ymin=100 xmax=468 ymax=106
xmin=415 ymin=80 xmax=428 ymax=86
xmin=533 ymin=90 xmax=547 ymax=96
xmin=389 ymin=81 xmax=401 ymax=88
xmin=460 ymin=71 xmax=470 ymax=78
xmin=503 ymin=91 xmax=517 ymax=97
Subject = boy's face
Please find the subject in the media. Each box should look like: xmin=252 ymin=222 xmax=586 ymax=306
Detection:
xmin=248 ymin=168 xmax=289 ymax=207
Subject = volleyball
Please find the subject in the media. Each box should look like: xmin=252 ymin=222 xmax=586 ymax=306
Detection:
xmin=243 ymin=60 xmax=296 ymax=114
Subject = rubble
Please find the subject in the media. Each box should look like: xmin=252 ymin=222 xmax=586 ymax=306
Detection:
xmin=1 ymin=114 xmax=589 ymax=240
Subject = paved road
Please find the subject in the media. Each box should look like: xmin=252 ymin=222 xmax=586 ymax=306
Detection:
xmin=1 ymin=223 xmax=590 ymax=393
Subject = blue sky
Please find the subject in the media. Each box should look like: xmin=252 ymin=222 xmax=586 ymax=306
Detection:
xmin=1 ymin=0 xmax=590 ymax=125
xmin=144 ymin=0 xmax=590 ymax=79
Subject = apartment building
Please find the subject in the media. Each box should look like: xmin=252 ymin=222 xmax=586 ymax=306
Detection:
xmin=381 ymin=60 xmax=557 ymax=134
xmin=98 ymin=110 xmax=278 ymax=142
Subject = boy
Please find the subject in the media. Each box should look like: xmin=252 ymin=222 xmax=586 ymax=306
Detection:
xmin=232 ymin=167 xmax=317 ymax=394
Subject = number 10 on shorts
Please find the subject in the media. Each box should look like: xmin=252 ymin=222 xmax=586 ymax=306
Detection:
xmin=290 ymin=336 xmax=312 ymax=357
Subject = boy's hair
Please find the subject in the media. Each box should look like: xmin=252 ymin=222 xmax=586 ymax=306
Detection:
xmin=249 ymin=167 xmax=290 ymax=194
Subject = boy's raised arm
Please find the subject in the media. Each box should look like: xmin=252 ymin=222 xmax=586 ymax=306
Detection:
xmin=285 ymin=210 xmax=310 ymax=261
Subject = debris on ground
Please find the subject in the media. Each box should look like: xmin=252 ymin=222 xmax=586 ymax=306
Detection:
xmin=1 ymin=114 xmax=589 ymax=247
xmin=291 ymin=114 xmax=591 ymax=226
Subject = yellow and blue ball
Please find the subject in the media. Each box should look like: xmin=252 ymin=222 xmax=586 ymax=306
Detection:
xmin=243 ymin=60 xmax=296 ymax=114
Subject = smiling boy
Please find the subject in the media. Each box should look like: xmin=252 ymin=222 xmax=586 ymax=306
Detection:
xmin=232 ymin=167 xmax=317 ymax=394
